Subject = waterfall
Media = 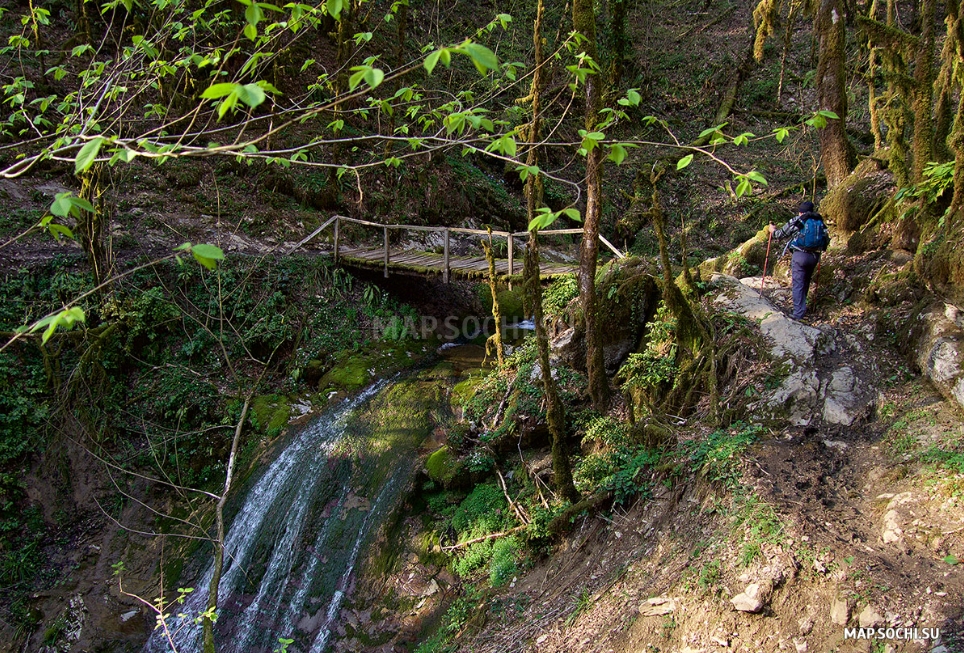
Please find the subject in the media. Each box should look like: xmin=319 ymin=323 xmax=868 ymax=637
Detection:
xmin=144 ymin=380 xmax=405 ymax=653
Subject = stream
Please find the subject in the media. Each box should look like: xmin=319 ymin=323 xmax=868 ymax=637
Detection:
xmin=143 ymin=379 xmax=416 ymax=653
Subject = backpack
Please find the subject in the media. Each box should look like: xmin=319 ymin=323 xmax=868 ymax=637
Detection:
xmin=792 ymin=213 xmax=830 ymax=252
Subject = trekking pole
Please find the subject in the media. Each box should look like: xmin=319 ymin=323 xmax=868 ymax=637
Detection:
xmin=760 ymin=226 xmax=774 ymax=296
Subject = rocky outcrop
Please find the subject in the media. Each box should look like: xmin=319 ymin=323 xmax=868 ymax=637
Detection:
xmin=907 ymin=302 xmax=964 ymax=411
xmin=711 ymin=274 xmax=876 ymax=426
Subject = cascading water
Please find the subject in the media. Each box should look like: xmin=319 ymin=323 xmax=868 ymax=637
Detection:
xmin=144 ymin=381 xmax=408 ymax=653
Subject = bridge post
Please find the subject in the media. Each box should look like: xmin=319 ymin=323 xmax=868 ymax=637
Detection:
xmin=507 ymin=234 xmax=514 ymax=277
xmin=383 ymin=227 xmax=389 ymax=278
xmin=333 ymin=216 xmax=340 ymax=264
xmin=443 ymin=228 xmax=450 ymax=283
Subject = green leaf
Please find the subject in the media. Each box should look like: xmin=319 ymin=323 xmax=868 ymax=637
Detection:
xmin=735 ymin=177 xmax=751 ymax=197
xmin=47 ymin=223 xmax=74 ymax=241
xmin=326 ymin=0 xmax=343 ymax=20
xmin=676 ymin=154 xmax=693 ymax=170
xmin=460 ymin=42 xmax=498 ymax=74
xmin=817 ymin=110 xmax=840 ymax=119
xmin=50 ymin=192 xmax=74 ymax=217
xmin=245 ymin=3 xmax=263 ymax=26
xmin=173 ymin=242 xmax=193 ymax=252
xmin=201 ymin=83 xmax=238 ymax=100
xmin=773 ymin=127 xmax=789 ymax=143
xmin=29 ymin=307 xmax=85 ymax=344
xmin=944 ymin=555 xmax=958 ymax=565
xmin=75 ymin=137 xmax=104 ymax=174
xmin=745 ymin=170 xmax=768 ymax=185
xmin=561 ymin=208 xmax=581 ymax=222
xmin=364 ymin=67 xmax=385 ymax=89
xmin=698 ymin=123 xmax=727 ymax=139
xmin=243 ymin=23 xmax=258 ymax=40
xmin=608 ymin=143 xmax=627 ymax=165
xmin=236 ymin=83 xmax=266 ymax=108
xmin=191 ymin=244 xmax=225 ymax=261
xmin=424 ymin=49 xmax=443 ymax=74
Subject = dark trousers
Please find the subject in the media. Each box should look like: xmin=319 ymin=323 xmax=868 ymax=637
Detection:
xmin=790 ymin=249 xmax=820 ymax=320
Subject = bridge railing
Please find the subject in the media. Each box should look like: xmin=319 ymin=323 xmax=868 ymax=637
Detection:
xmin=289 ymin=215 xmax=625 ymax=281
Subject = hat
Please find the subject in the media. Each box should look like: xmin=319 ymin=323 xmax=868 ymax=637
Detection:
xmin=798 ymin=200 xmax=815 ymax=213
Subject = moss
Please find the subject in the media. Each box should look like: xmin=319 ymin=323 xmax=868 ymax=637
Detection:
xmin=821 ymin=159 xmax=895 ymax=235
xmin=426 ymin=446 xmax=458 ymax=485
xmin=452 ymin=375 xmax=483 ymax=411
xmin=478 ymin=283 xmax=525 ymax=319
xmin=250 ymin=394 xmax=291 ymax=437
xmin=318 ymin=341 xmax=424 ymax=394
xmin=698 ymin=228 xmax=770 ymax=279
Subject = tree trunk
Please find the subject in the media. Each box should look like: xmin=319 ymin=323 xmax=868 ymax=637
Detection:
xmin=815 ymin=0 xmax=856 ymax=187
xmin=573 ymin=0 xmax=611 ymax=410
xmin=524 ymin=0 xmax=579 ymax=503
xmin=77 ymin=165 xmax=112 ymax=291
xmin=202 ymin=396 xmax=252 ymax=653
xmin=912 ymin=0 xmax=936 ymax=181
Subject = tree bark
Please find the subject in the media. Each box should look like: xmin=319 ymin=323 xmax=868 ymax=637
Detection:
xmin=573 ymin=0 xmax=611 ymax=410
xmin=202 ymin=395 xmax=252 ymax=653
xmin=524 ymin=0 xmax=579 ymax=503
xmin=911 ymin=0 xmax=936 ymax=181
xmin=815 ymin=0 xmax=857 ymax=188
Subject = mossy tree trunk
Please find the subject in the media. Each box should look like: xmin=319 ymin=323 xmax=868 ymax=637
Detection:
xmin=524 ymin=0 xmax=578 ymax=502
xmin=932 ymin=0 xmax=960 ymax=161
xmin=813 ymin=0 xmax=856 ymax=187
xmin=945 ymin=0 xmax=964 ymax=219
xmin=911 ymin=0 xmax=936 ymax=182
xmin=76 ymin=165 xmax=112 ymax=291
xmin=573 ymin=0 xmax=611 ymax=410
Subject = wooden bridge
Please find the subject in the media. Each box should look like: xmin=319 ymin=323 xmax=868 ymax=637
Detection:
xmin=289 ymin=215 xmax=625 ymax=282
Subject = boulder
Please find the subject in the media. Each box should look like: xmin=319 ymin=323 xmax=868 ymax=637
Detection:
xmin=830 ymin=595 xmax=851 ymax=625
xmin=730 ymin=581 xmax=772 ymax=613
xmin=906 ymin=302 xmax=964 ymax=411
xmin=858 ymin=605 xmax=884 ymax=629
xmin=822 ymin=366 xmax=875 ymax=426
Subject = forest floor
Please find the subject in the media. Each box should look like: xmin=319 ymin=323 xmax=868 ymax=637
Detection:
xmin=334 ymin=246 xmax=964 ymax=653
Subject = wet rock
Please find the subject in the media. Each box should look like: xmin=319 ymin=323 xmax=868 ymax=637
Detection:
xmin=858 ymin=605 xmax=884 ymax=628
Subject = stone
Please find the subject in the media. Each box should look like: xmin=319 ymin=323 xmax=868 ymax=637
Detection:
xmin=858 ymin=605 xmax=884 ymax=628
xmin=730 ymin=583 xmax=768 ymax=613
xmin=910 ymin=303 xmax=964 ymax=411
xmin=830 ymin=596 xmax=850 ymax=625
xmin=798 ymin=617 xmax=814 ymax=635
xmin=639 ymin=597 xmax=677 ymax=616
xmin=822 ymin=366 xmax=875 ymax=426
xmin=793 ymin=638 xmax=808 ymax=653
xmin=881 ymin=509 xmax=904 ymax=544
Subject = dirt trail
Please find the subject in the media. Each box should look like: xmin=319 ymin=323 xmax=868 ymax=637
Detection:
xmin=458 ymin=267 xmax=964 ymax=653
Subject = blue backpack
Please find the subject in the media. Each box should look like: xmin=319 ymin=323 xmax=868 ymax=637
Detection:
xmin=793 ymin=213 xmax=830 ymax=252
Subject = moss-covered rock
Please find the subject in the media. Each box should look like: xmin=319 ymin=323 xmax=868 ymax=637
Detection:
xmin=820 ymin=157 xmax=895 ymax=236
xmin=425 ymin=445 xmax=459 ymax=485
xmin=478 ymin=283 xmax=525 ymax=319
xmin=698 ymin=228 xmax=771 ymax=279
xmin=250 ymin=394 xmax=292 ymax=438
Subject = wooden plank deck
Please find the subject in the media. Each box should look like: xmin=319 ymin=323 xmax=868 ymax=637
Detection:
xmin=337 ymin=246 xmax=578 ymax=279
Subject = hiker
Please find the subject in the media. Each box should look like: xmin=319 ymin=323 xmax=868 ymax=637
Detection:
xmin=767 ymin=200 xmax=830 ymax=321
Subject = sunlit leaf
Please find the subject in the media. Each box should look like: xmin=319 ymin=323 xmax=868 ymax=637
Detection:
xmin=75 ymin=137 xmax=104 ymax=174
xmin=676 ymin=154 xmax=693 ymax=170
